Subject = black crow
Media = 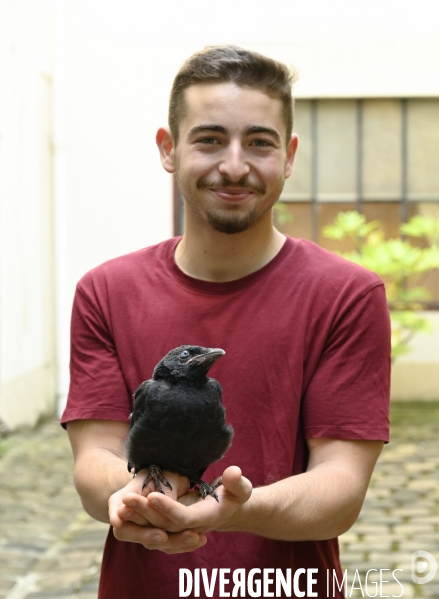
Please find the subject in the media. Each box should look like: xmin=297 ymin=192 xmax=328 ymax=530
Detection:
xmin=126 ymin=345 xmax=234 ymax=501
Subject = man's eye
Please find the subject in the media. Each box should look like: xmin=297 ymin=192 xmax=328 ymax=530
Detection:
xmin=180 ymin=350 xmax=190 ymax=358
xmin=251 ymin=139 xmax=272 ymax=148
xmin=197 ymin=137 xmax=219 ymax=145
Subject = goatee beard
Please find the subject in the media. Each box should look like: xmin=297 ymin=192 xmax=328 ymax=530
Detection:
xmin=205 ymin=207 xmax=260 ymax=235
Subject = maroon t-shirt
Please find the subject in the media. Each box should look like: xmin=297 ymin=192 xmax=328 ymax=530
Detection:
xmin=62 ymin=236 xmax=390 ymax=598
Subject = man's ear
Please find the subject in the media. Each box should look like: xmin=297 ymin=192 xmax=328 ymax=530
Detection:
xmin=156 ymin=127 xmax=175 ymax=173
xmin=285 ymin=133 xmax=299 ymax=179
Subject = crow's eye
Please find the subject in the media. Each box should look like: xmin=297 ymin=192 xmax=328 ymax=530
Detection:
xmin=180 ymin=350 xmax=190 ymax=359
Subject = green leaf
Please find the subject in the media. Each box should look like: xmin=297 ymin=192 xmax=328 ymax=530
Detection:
xmin=400 ymin=215 xmax=439 ymax=242
xmin=324 ymin=210 xmax=437 ymax=362
xmin=322 ymin=211 xmax=381 ymax=241
xmin=419 ymin=244 xmax=439 ymax=270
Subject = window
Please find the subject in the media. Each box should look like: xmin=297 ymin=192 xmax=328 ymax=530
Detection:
xmin=277 ymin=99 xmax=439 ymax=306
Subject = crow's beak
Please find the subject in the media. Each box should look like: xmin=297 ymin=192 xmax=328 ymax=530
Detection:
xmin=187 ymin=348 xmax=225 ymax=365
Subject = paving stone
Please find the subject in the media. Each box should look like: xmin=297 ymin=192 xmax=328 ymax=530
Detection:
xmin=361 ymin=515 xmax=403 ymax=526
xmin=393 ymin=523 xmax=435 ymax=537
xmin=354 ymin=539 xmax=395 ymax=552
xmin=0 ymin=580 xmax=15 ymax=593
xmin=367 ymin=552 xmax=400 ymax=567
xmin=404 ymin=535 xmax=439 ymax=548
xmin=25 ymin=592 xmax=74 ymax=598
xmin=339 ymin=530 xmax=359 ymax=543
xmin=339 ymin=555 xmax=368 ymax=569
xmin=391 ymin=507 xmax=434 ymax=518
xmin=404 ymin=461 xmax=439 ymax=474
xmin=421 ymin=581 xmax=439 ymax=598
xmin=407 ymin=479 xmax=439 ymax=491
xmin=386 ymin=581 xmax=414 ymax=597
xmin=391 ymin=490 xmax=426 ymax=503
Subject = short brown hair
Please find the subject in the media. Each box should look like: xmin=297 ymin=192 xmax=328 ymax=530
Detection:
xmin=169 ymin=45 xmax=298 ymax=145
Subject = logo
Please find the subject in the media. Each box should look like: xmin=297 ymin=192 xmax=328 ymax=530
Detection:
xmin=411 ymin=550 xmax=437 ymax=585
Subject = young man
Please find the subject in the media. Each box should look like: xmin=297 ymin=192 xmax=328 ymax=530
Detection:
xmin=63 ymin=46 xmax=390 ymax=598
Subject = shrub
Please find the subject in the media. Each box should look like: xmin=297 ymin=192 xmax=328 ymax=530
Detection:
xmin=323 ymin=211 xmax=439 ymax=360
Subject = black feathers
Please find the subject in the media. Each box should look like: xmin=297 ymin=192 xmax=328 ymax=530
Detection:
xmin=126 ymin=345 xmax=234 ymax=501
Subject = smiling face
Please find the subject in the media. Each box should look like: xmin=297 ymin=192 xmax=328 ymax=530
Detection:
xmin=158 ymin=83 xmax=298 ymax=235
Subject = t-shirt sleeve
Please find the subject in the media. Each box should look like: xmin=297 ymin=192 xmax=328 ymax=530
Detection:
xmin=61 ymin=280 xmax=132 ymax=427
xmin=302 ymin=283 xmax=391 ymax=442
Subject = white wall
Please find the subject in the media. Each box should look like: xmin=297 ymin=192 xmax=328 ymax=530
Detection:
xmin=0 ymin=0 xmax=56 ymax=428
xmin=391 ymin=313 xmax=439 ymax=401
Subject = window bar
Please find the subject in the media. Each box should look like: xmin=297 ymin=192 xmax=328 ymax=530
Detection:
xmin=356 ymin=99 xmax=363 ymax=214
xmin=401 ymin=99 xmax=408 ymax=223
xmin=311 ymin=99 xmax=318 ymax=242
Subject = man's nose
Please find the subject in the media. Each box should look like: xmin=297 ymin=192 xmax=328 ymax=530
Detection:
xmin=218 ymin=142 xmax=250 ymax=181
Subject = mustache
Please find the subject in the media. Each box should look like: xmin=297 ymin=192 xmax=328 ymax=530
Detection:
xmin=197 ymin=175 xmax=265 ymax=195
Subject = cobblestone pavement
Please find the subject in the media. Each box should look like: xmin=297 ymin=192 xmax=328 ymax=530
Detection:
xmin=0 ymin=402 xmax=438 ymax=599
xmin=339 ymin=402 xmax=439 ymax=598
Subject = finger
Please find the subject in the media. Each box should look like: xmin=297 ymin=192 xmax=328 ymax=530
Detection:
xmin=221 ymin=466 xmax=252 ymax=501
xmin=112 ymin=521 xmax=206 ymax=553
xmin=147 ymin=491 xmax=216 ymax=531
xmin=117 ymin=502 xmax=151 ymax=526
xmin=110 ymin=492 xmax=148 ymax=528
xmin=113 ymin=520 xmax=168 ymax=546
xmin=109 ymin=493 xmax=126 ymax=527
xmin=162 ymin=533 xmax=208 ymax=555
xmin=177 ymin=490 xmax=203 ymax=507
xmin=108 ymin=472 xmax=152 ymax=527
xmin=158 ymin=530 xmax=207 ymax=554
xmin=122 ymin=492 xmax=177 ymax=530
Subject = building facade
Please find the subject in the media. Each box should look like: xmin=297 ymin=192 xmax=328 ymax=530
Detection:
xmin=1 ymin=0 xmax=438 ymax=429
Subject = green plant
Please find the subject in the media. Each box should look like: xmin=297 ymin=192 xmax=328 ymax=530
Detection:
xmin=323 ymin=211 xmax=439 ymax=360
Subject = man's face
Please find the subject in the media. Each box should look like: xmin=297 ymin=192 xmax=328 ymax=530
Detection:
xmin=165 ymin=82 xmax=297 ymax=235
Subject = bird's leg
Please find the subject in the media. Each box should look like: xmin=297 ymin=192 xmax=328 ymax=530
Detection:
xmin=141 ymin=465 xmax=173 ymax=493
xmin=191 ymin=477 xmax=222 ymax=502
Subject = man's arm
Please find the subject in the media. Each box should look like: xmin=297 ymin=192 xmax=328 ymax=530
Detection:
xmin=224 ymin=438 xmax=383 ymax=540
xmin=110 ymin=437 xmax=383 ymax=553
xmin=67 ymin=420 xmax=133 ymax=523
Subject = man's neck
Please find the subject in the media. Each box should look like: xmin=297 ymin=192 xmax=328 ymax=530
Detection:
xmin=174 ymin=219 xmax=286 ymax=283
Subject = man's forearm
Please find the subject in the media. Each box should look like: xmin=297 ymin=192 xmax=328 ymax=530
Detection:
xmin=222 ymin=465 xmax=363 ymax=541
xmin=67 ymin=420 xmax=133 ymax=524
xmin=74 ymin=448 xmax=132 ymax=523
xmin=219 ymin=439 xmax=383 ymax=542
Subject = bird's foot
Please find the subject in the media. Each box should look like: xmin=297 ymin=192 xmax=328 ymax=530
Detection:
xmin=192 ymin=477 xmax=222 ymax=502
xmin=141 ymin=465 xmax=173 ymax=494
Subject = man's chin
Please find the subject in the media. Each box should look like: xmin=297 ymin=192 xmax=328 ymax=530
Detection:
xmin=206 ymin=214 xmax=254 ymax=235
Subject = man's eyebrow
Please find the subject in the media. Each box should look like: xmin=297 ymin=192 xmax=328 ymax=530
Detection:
xmin=246 ymin=126 xmax=282 ymax=144
xmin=188 ymin=125 xmax=227 ymax=136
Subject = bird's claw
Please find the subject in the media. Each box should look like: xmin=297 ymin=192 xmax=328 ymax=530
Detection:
xmin=192 ymin=477 xmax=222 ymax=502
xmin=141 ymin=465 xmax=173 ymax=494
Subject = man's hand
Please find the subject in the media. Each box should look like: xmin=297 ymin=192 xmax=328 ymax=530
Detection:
xmin=109 ymin=467 xmax=190 ymax=527
xmin=136 ymin=466 xmax=252 ymax=533
xmin=109 ymin=466 xmax=252 ymax=554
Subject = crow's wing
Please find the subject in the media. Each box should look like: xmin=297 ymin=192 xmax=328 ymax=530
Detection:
xmin=130 ymin=380 xmax=155 ymax=428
